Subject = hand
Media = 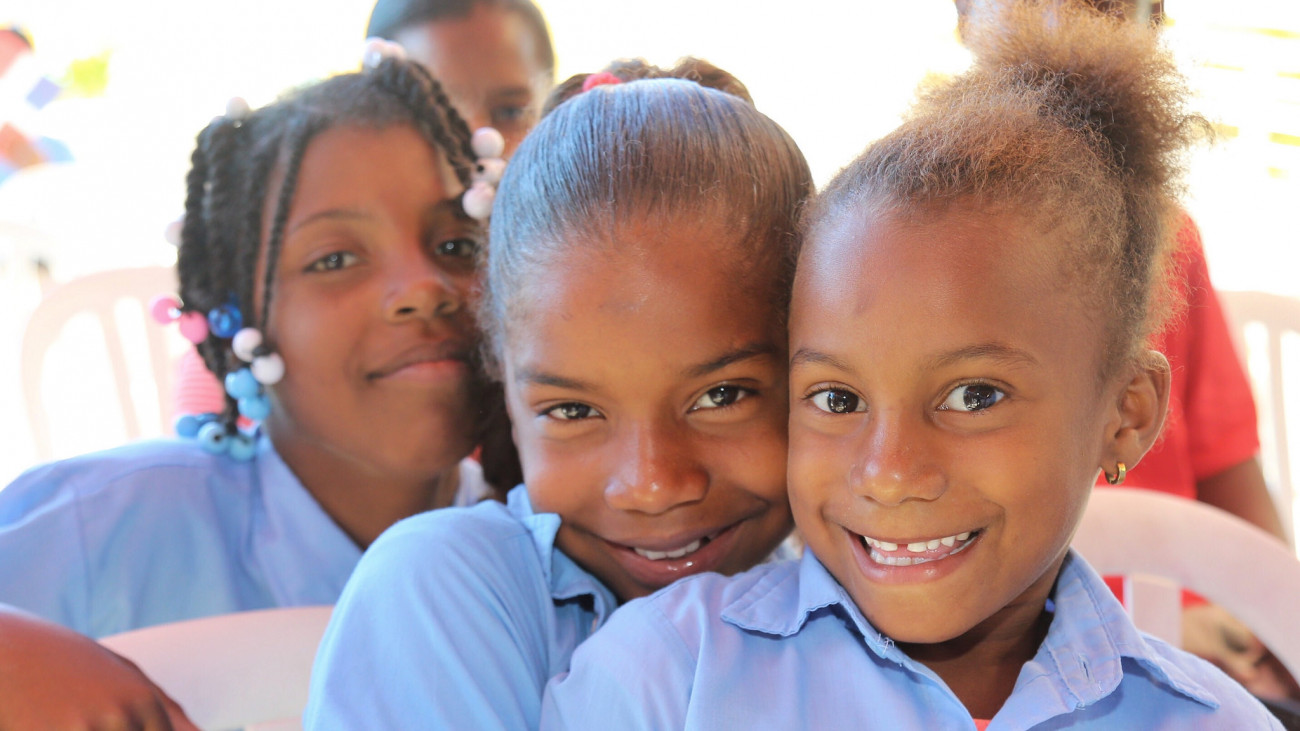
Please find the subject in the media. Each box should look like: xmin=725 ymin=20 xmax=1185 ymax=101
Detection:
xmin=1182 ymin=602 xmax=1300 ymax=702
xmin=0 ymin=608 xmax=200 ymax=730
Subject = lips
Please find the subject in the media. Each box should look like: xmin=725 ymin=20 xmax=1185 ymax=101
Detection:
xmin=605 ymin=521 xmax=745 ymax=589
xmin=368 ymin=340 xmax=472 ymax=380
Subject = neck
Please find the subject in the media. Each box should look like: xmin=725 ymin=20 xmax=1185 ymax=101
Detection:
xmin=267 ymin=427 xmax=462 ymax=549
xmin=900 ymin=564 xmax=1064 ymax=720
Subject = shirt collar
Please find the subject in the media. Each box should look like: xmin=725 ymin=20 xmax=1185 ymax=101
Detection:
xmin=721 ymin=548 xmax=1220 ymax=712
xmin=506 ymin=486 xmax=619 ymax=621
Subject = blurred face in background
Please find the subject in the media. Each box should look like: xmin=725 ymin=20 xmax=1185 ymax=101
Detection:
xmin=395 ymin=3 xmax=553 ymax=157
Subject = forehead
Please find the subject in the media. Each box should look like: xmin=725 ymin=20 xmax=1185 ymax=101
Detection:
xmin=505 ymin=222 xmax=783 ymax=363
xmin=394 ymin=6 xmax=546 ymax=96
xmin=793 ymin=207 xmax=1102 ymax=369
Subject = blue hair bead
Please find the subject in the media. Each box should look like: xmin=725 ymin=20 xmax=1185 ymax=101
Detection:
xmin=175 ymin=413 xmax=218 ymax=438
xmin=224 ymin=368 xmax=261 ymax=400
xmin=227 ymin=431 xmax=258 ymax=462
xmin=207 ymin=303 xmax=243 ymax=339
xmin=237 ymin=394 xmax=271 ymax=421
xmin=197 ymin=421 xmax=230 ymax=454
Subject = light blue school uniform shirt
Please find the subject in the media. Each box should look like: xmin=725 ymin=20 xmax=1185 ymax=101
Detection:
xmin=0 ymin=436 xmax=488 ymax=639
xmin=304 ymin=485 xmax=619 ymax=731
xmin=543 ymin=550 xmax=1282 ymax=730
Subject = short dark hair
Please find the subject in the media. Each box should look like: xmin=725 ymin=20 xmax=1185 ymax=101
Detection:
xmin=366 ymin=0 xmax=555 ymax=76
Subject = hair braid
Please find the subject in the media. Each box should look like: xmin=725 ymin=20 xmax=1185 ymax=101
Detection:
xmin=257 ymin=117 xmax=323 ymax=336
xmin=371 ymin=58 xmax=476 ymax=186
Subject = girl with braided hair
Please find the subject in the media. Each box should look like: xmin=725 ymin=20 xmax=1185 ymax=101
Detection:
xmin=0 ymin=47 xmax=515 ymax=727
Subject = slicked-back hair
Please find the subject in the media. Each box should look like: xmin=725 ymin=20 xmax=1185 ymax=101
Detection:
xmin=810 ymin=0 xmax=1208 ymax=372
xmin=479 ymin=58 xmax=814 ymax=371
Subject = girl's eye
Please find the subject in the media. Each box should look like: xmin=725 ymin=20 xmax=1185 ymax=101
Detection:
xmin=809 ymin=389 xmax=865 ymax=414
xmin=433 ymin=238 xmax=479 ymax=259
xmin=545 ymin=402 xmax=600 ymax=421
xmin=490 ymin=106 xmax=529 ymax=127
xmin=939 ymin=383 xmax=1005 ymax=412
xmin=306 ymin=251 xmax=358 ymax=272
xmin=691 ymin=385 xmax=751 ymax=411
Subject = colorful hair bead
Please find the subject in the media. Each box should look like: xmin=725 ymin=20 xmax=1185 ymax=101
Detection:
xmin=227 ymin=431 xmax=258 ymax=462
xmin=231 ymin=328 xmax=263 ymax=363
xmin=224 ymin=368 xmax=261 ymax=400
xmin=149 ymin=295 xmax=181 ymax=325
xmin=174 ymin=412 xmax=218 ymax=439
xmin=197 ymin=421 xmax=230 ymax=454
xmin=177 ymin=310 xmax=210 ymax=343
xmin=251 ymin=353 xmax=285 ymax=385
xmin=237 ymin=394 xmax=271 ymax=421
xmin=207 ymin=303 xmax=243 ymax=339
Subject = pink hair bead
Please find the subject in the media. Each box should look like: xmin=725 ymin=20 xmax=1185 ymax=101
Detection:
xmin=149 ymin=295 xmax=181 ymax=325
xmin=177 ymin=310 xmax=210 ymax=343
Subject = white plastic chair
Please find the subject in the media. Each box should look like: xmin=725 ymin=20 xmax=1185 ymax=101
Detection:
xmin=99 ymin=605 xmax=334 ymax=731
xmin=20 ymin=265 xmax=180 ymax=460
xmin=1073 ymin=488 xmax=1300 ymax=682
xmin=1219 ymin=290 xmax=1300 ymax=549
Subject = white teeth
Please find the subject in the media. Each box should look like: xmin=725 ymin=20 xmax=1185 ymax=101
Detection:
xmin=860 ymin=530 xmax=978 ymax=562
xmin=634 ymin=539 xmax=703 ymax=561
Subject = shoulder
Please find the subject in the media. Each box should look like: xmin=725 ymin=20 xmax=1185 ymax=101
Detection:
xmin=1132 ymin=635 xmax=1284 ymax=727
xmin=347 ymin=499 xmax=544 ymax=600
xmin=0 ymin=439 xmax=246 ymax=521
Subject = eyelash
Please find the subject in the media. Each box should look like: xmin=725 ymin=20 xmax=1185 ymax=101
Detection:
xmin=802 ymin=381 xmax=1008 ymax=415
xmin=305 ymin=251 xmax=358 ymax=273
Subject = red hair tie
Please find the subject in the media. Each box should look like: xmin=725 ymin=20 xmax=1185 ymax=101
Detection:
xmin=582 ymin=71 xmax=623 ymax=92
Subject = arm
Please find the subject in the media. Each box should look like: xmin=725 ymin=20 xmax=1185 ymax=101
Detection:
xmin=1197 ymin=457 xmax=1286 ymax=542
xmin=305 ymin=509 xmax=553 ymax=730
xmin=0 ymin=606 xmax=198 ymax=730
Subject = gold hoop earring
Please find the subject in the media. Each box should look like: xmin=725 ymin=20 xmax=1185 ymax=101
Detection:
xmin=1105 ymin=462 xmax=1127 ymax=486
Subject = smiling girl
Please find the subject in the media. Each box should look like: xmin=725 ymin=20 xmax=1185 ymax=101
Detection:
xmin=542 ymin=4 xmax=1283 ymax=729
xmin=0 ymin=49 xmax=509 ymax=726
xmin=305 ymin=58 xmax=812 ymax=728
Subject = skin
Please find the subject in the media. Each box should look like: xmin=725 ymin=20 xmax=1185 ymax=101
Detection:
xmin=394 ymin=3 xmax=552 ymax=157
xmin=788 ymin=205 xmax=1168 ymax=717
xmin=501 ymin=220 xmax=794 ymax=603
xmin=0 ymin=607 xmax=198 ymax=730
xmin=261 ymin=124 xmax=483 ymax=548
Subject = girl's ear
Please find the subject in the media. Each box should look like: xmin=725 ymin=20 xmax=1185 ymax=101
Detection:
xmin=1101 ymin=350 xmax=1172 ymax=477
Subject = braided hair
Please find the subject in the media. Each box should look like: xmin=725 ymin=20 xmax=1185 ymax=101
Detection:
xmin=175 ymin=57 xmax=485 ymax=444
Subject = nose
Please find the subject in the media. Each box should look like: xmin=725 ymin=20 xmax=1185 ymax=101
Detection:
xmin=383 ymin=257 xmax=464 ymax=323
xmin=850 ymin=411 xmax=945 ymax=506
xmin=604 ymin=422 xmax=710 ymax=515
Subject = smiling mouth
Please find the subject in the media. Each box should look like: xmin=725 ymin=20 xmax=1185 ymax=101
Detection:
xmin=632 ymin=536 xmax=712 ymax=561
xmin=859 ymin=530 xmax=979 ymax=567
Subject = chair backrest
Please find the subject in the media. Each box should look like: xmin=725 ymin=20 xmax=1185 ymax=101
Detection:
xmin=1073 ymin=488 xmax=1300 ymax=682
xmin=99 ymin=605 xmax=334 ymax=731
xmin=1218 ymin=289 xmax=1300 ymax=548
xmin=20 ymin=265 xmax=179 ymax=461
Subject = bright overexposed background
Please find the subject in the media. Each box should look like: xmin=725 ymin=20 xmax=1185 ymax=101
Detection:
xmin=1 ymin=0 xmax=1298 ymax=496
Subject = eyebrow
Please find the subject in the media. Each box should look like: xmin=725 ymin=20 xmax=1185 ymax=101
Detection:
xmin=287 ymin=208 xmax=371 ymax=236
xmin=515 ymin=343 xmax=780 ymax=391
xmin=927 ymin=343 xmax=1039 ymax=370
xmin=790 ymin=342 xmax=1038 ymax=373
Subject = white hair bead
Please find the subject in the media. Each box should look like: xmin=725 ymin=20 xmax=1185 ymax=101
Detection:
xmin=231 ymin=328 xmax=263 ymax=363
xmin=472 ymin=158 xmax=507 ymax=186
xmin=471 ymin=127 xmax=506 ymax=160
xmin=251 ymin=353 xmax=285 ymax=385
xmin=462 ymin=182 xmax=495 ymax=221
